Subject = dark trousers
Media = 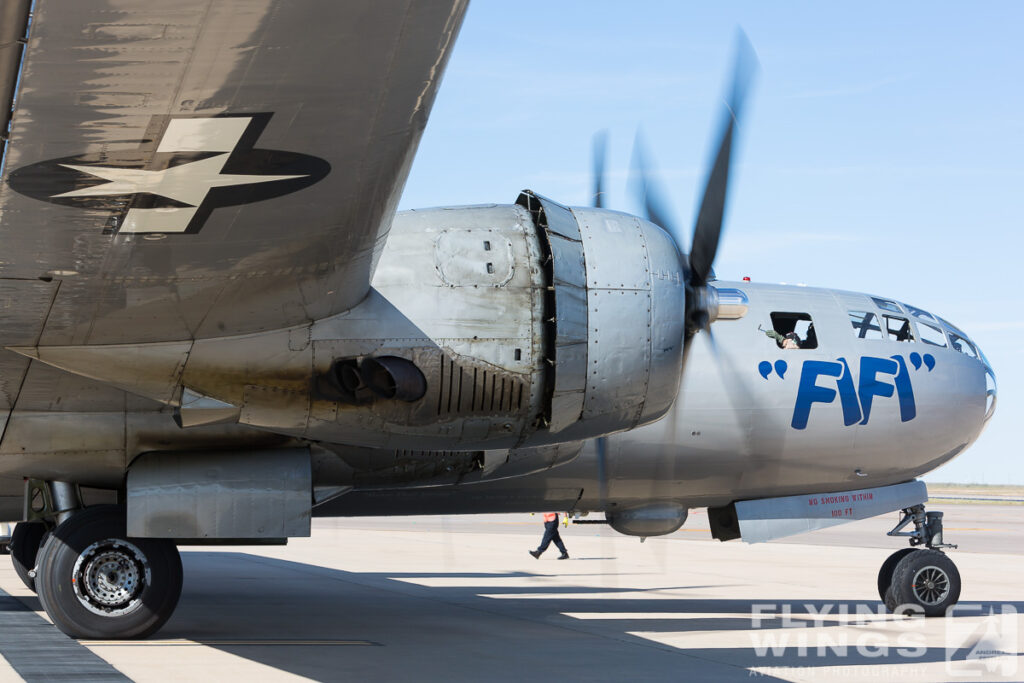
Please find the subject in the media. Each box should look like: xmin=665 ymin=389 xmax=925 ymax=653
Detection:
xmin=537 ymin=520 xmax=567 ymax=555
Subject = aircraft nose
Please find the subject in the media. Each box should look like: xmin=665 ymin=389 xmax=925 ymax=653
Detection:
xmin=940 ymin=316 xmax=996 ymax=424
xmin=978 ymin=343 xmax=997 ymax=424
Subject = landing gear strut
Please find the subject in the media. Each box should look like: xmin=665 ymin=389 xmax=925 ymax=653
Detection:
xmin=9 ymin=479 xmax=82 ymax=593
xmin=10 ymin=521 xmax=47 ymax=591
xmin=877 ymin=504 xmax=961 ymax=617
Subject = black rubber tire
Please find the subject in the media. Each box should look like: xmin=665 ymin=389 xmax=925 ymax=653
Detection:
xmin=35 ymin=505 xmax=183 ymax=639
xmin=883 ymin=584 xmax=899 ymax=614
xmin=877 ymin=547 xmax=916 ymax=601
xmin=887 ymin=548 xmax=961 ymax=617
xmin=10 ymin=521 xmax=47 ymax=592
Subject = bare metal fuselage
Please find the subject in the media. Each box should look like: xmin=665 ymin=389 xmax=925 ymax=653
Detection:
xmin=0 ymin=203 xmax=993 ymax=522
xmin=315 ymin=279 xmax=992 ymax=517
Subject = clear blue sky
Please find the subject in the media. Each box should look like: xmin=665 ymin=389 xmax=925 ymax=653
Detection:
xmin=400 ymin=2 xmax=1024 ymax=484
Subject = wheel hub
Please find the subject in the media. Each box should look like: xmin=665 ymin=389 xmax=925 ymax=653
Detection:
xmin=911 ymin=565 xmax=950 ymax=605
xmin=72 ymin=539 xmax=151 ymax=616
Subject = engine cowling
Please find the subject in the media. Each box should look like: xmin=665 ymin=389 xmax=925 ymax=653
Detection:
xmin=30 ymin=192 xmax=687 ymax=457
xmin=516 ymin=191 xmax=686 ymax=443
xmin=286 ymin=191 xmax=686 ymax=451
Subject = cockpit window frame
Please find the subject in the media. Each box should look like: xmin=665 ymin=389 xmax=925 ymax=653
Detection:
xmin=882 ymin=314 xmax=915 ymax=343
xmin=848 ymin=310 xmax=884 ymax=340
xmin=937 ymin=316 xmax=969 ymax=338
xmin=768 ymin=311 xmax=819 ymax=350
xmin=948 ymin=331 xmax=979 ymax=359
xmin=904 ymin=304 xmax=936 ymax=322
xmin=871 ymin=297 xmax=904 ymax=314
xmin=914 ymin=320 xmax=948 ymax=347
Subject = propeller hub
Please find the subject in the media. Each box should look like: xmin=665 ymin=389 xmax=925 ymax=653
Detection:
xmin=687 ymin=285 xmax=749 ymax=335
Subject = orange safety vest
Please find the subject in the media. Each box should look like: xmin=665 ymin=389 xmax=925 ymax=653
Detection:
xmin=543 ymin=512 xmax=558 ymax=523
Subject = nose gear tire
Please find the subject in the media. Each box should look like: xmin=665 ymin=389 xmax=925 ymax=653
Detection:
xmin=34 ymin=504 xmax=182 ymax=639
xmin=885 ymin=548 xmax=961 ymax=617
xmin=877 ymin=547 xmax=916 ymax=602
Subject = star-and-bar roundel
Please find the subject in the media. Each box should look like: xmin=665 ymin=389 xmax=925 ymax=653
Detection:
xmin=6 ymin=113 xmax=331 ymax=235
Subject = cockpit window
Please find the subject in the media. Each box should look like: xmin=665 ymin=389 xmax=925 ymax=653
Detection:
xmin=915 ymin=321 xmax=948 ymax=347
xmin=938 ymin=316 xmax=968 ymax=338
xmin=883 ymin=315 xmax=914 ymax=342
xmin=904 ymin=304 xmax=936 ymax=321
xmin=871 ymin=297 xmax=904 ymax=314
xmin=949 ymin=332 xmax=978 ymax=359
xmin=766 ymin=312 xmax=818 ymax=349
xmin=849 ymin=311 xmax=884 ymax=340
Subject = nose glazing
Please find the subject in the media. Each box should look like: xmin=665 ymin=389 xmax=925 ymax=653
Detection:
xmin=943 ymin=316 xmax=995 ymax=423
xmin=978 ymin=345 xmax=996 ymax=424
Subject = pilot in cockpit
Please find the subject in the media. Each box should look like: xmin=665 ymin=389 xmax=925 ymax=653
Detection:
xmin=804 ymin=323 xmax=817 ymax=348
xmin=761 ymin=325 xmax=801 ymax=349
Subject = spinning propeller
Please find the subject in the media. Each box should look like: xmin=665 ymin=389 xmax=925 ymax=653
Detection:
xmin=590 ymin=31 xmax=759 ymax=513
xmin=634 ymin=30 xmax=757 ymax=367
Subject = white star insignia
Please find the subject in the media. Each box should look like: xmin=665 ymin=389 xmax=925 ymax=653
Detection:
xmin=54 ymin=154 xmax=306 ymax=207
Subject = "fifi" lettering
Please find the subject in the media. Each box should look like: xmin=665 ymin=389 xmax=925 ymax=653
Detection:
xmin=791 ymin=355 xmax=919 ymax=430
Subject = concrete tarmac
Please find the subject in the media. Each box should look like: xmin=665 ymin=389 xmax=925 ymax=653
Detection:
xmin=1 ymin=506 xmax=1022 ymax=682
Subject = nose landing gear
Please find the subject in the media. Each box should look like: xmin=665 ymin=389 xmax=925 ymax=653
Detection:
xmin=878 ymin=504 xmax=961 ymax=617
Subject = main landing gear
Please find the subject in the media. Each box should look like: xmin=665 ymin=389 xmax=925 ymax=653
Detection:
xmin=877 ymin=504 xmax=961 ymax=617
xmin=9 ymin=481 xmax=183 ymax=639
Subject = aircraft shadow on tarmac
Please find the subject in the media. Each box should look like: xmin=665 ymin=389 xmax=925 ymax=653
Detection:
xmin=134 ymin=552 xmax=1024 ymax=681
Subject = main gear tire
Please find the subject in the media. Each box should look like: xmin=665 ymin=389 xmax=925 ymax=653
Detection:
xmin=35 ymin=505 xmax=182 ymax=639
xmin=10 ymin=521 xmax=47 ymax=592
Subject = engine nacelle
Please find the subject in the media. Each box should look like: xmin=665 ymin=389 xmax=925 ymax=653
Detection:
xmin=291 ymin=190 xmax=685 ymax=450
xmin=30 ymin=192 xmax=686 ymax=456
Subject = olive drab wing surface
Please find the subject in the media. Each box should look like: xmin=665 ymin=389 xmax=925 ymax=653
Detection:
xmin=0 ymin=0 xmax=467 ymax=346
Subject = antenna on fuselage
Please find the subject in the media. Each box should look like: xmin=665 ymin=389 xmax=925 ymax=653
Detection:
xmin=591 ymin=130 xmax=608 ymax=209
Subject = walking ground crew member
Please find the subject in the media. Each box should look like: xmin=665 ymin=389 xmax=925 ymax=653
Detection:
xmin=530 ymin=512 xmax=569 ymax=560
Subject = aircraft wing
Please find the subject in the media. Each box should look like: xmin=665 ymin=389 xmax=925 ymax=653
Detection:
xmin=0 ymin=0 xmax=467 ymax=347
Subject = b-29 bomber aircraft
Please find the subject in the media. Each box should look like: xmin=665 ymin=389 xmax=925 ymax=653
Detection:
xmin=0 ymin=0 xmax=996 ymax=639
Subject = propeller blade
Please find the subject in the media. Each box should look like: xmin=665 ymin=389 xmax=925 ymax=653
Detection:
xmin=628 ymin=33 xmax=761 ymax=526
xmin=689 ymin=30 xmax=758 ymax=287
xmin=591 ymin=130 xmax=608 ymax=208
xmin=660 ymin=325 xmax=697 ymax=442
xmin=595 ymin=435 xmax=609 ymax=508
xmin=673 ymin=312 xmax=716 ymax=415
xmin=631 ymin=133 xmax=687 ymax=270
